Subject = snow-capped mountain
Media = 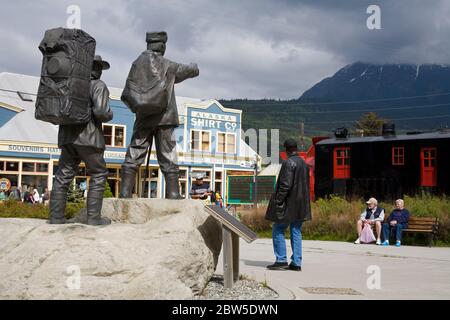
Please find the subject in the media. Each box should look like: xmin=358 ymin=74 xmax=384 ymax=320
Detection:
xmin=299 ymin=62 xmax=450 ymax=102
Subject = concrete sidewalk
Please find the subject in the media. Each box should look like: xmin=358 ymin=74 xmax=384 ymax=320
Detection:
xmin=215 ymin=239 xmax=450 ymax=300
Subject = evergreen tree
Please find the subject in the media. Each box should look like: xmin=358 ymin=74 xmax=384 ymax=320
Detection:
xmin=103 ymin=181 xmax=114 ymax=198
xmin=67 ymin=180 xmax=84 ymax=203
xmin=355 ymin=112 xmax=385 ymax=136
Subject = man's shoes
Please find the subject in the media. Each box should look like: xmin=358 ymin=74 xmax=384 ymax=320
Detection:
xmin=266 ymin=262 xmax=288 ymax=270
xmin=354 ymin=238 xmax=361 ymax=244
xmin=395 ymin=240 xmax=401 ymax=247
xmin=288 ymin=263 xmax=302 ymax=271
xmin=382 ymin=240 xmax=389 ymax=246
xmin=376 ymin=238 xmax=381 ymax=245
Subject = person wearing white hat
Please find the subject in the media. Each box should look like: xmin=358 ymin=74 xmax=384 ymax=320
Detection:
xmin=189 ymin=174 xmax=211 ymax=200
xmin=354 ymin=197 xmax=385 ymax=245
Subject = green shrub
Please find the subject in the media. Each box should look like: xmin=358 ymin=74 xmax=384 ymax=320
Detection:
xmin=0 ymin=199 xmax=85 ymax=220
xmin=103 ymin=182 xmax=114 ymax=198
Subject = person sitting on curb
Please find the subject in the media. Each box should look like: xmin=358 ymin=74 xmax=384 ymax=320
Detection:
xmin=354 ymin=197 xmax=384 ymax=245
xmin=382 ymin=199 xmax=410 ymax=247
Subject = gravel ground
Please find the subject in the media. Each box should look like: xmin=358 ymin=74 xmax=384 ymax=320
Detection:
xmin=194 ymin=275 xmax=278 ymax=300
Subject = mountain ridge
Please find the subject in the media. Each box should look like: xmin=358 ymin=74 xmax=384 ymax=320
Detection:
xmin=220 ymin=62 xmax=450 ymax=147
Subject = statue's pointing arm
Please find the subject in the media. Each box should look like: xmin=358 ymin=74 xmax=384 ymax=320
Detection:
xmin=92 ymin=81 xmax=113 ymax=123
xmin=174 ymin=62 xmax=199 ymax=84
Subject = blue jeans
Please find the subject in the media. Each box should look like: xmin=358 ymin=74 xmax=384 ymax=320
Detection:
xmin=272 ymin=221 xmax=303 ymax=267
xmin=383 ymin=222 xmax=406 ymax=242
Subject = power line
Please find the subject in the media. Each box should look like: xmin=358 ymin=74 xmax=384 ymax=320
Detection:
xmin=303 ymin=114 xmax=450 ymax=124
xmin=1 ymin=87 xmax=449 ymax=126
xmin=243 ymin=102 xmax=450 ymax=114
xmin=288 ymin=92 xmax=450 ymax=105
xmin=4 ymin=87 xmax=450 ymax=105
xmin=0 ymin=87 xmax=37 ymax=96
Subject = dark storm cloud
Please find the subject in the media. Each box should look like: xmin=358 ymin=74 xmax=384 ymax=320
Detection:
xmin=0 ymin=0 xmax=449 ymax=99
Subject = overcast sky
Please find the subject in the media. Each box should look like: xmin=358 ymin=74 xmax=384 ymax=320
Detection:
xmin=1 ymin=0 xmax=450 ymax=99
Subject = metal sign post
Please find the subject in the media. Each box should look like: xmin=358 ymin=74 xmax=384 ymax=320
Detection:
xmin=204 ymin=205 xmax=257 ymax=288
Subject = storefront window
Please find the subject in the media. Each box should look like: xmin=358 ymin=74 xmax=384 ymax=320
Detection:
xmin=0 ymin=161 xmax=5 ymax=171
xmin=151 ymin=169 xmax=159 ymax=178
xmin=114 ymin=126 xmax=125 ymax=147
xmin=218 ymin=133 xmax=225 ymax=153
xmin=103 ymin=125 xmax=113 ymax=146
xmin=227 ymin=134 xmax=236 ymax=154
xmin=106 ymin=179 xmax=116 ymax=197
xmin=202 ymin=132 xmax=210 ymax=151
xmin=180 ymin=181 xmax=187 ymax=198
xmin=22 ymin=162 xmax=35 ymax=172
xmin=191 ymin=130 xmax=210 ymax=151
xmin=103 ymin=124 xmax=126 ymax=148
xmin=140 ymin=168 xmax=158 ymax=179
xmin=21 ymin=175 xmax=47 ymax=194
xmin=150 ymin=181 xmax=158 ymax=198
xmin=108 ymin=168 xmax=118 ymax=178
xmin=36 ymin=163 xmax=48 ymax=172
xmin=191 ymin=130 xmax=200 ymax=150
xmin=217 ymin=133 xmax=236 ymax=153
xmin=5 ymin=162 xmax=19 ymax=171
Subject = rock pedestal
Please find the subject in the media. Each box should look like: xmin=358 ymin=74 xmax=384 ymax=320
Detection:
xmin=0 ymin=199 xmax=222 ymax=299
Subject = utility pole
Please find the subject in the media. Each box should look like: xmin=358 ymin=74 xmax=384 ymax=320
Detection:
xmin=253 ymin=154 xmax=258 ymax=208
xmin=300 ymin=122 xmax=305 ymax=151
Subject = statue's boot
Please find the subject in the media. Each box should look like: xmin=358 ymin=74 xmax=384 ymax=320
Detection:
xmin=86 ymin=191 xmax=111 ymax=226
xmin=49 ymin=191 xmax=67 ymax=224
xmin=119 ymin=167 xmax=136 ymax=198
xmin=165 ymin=172 xmax=184 ymax=199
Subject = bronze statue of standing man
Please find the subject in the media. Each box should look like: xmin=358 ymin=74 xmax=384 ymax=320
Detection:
xmin=50 ymin=55 xmax=113 ymax=225
xmin=120 ymin=31 xmax=199 ymax=199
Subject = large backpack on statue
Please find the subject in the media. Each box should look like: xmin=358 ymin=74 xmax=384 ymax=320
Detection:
xmin=121 ymin=50 xmax=174 ymax=115
xmin=35 ymin=28 xmax=96 ymax=125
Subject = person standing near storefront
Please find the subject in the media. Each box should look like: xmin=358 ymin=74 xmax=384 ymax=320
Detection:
xmin=11 ymin=186 xmax=21 ymax=201
xmin=32 ymin=187 xmax=41 ymax=203
xmin=23 ymin=186 xmax=35 ymax=204
xmin=41 ymin=187 xmax=50 ymax=205
xmin=49 ymin=55 xmax=113 ymax=225
xmin=265 ymin=139 xmax=312 ymax=271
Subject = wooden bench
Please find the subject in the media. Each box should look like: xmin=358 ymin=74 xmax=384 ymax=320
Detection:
xmin=402 ymin=217 xmax=439 ymax=247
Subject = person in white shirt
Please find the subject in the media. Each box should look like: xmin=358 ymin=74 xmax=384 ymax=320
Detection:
xmin=354 ymin=197 xmax=385 ymax=245
xmin=32 ymin=188 xmax=41 ymax=204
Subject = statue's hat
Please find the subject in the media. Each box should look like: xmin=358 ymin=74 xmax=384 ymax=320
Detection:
xmin=93 ymin=55 xmax=110 ymax=70
xmin=146 ymin=31 xmax=168 ymax=44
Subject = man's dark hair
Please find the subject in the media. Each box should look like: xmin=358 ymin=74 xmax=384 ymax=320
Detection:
xmin=283 ymin=138 xmax=298 ymax=153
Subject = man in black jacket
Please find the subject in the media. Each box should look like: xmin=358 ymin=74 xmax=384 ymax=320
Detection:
xmin=49 ymin=55 xmax=113 ymax=225
xmin=119 ymin=31 xmax=199 ymax=199
xmin=265 ymin=139 xmax=312 ymax=271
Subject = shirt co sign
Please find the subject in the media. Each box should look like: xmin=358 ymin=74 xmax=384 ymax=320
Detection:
xmin=190 ymin=111 xmax=237 ymax=131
